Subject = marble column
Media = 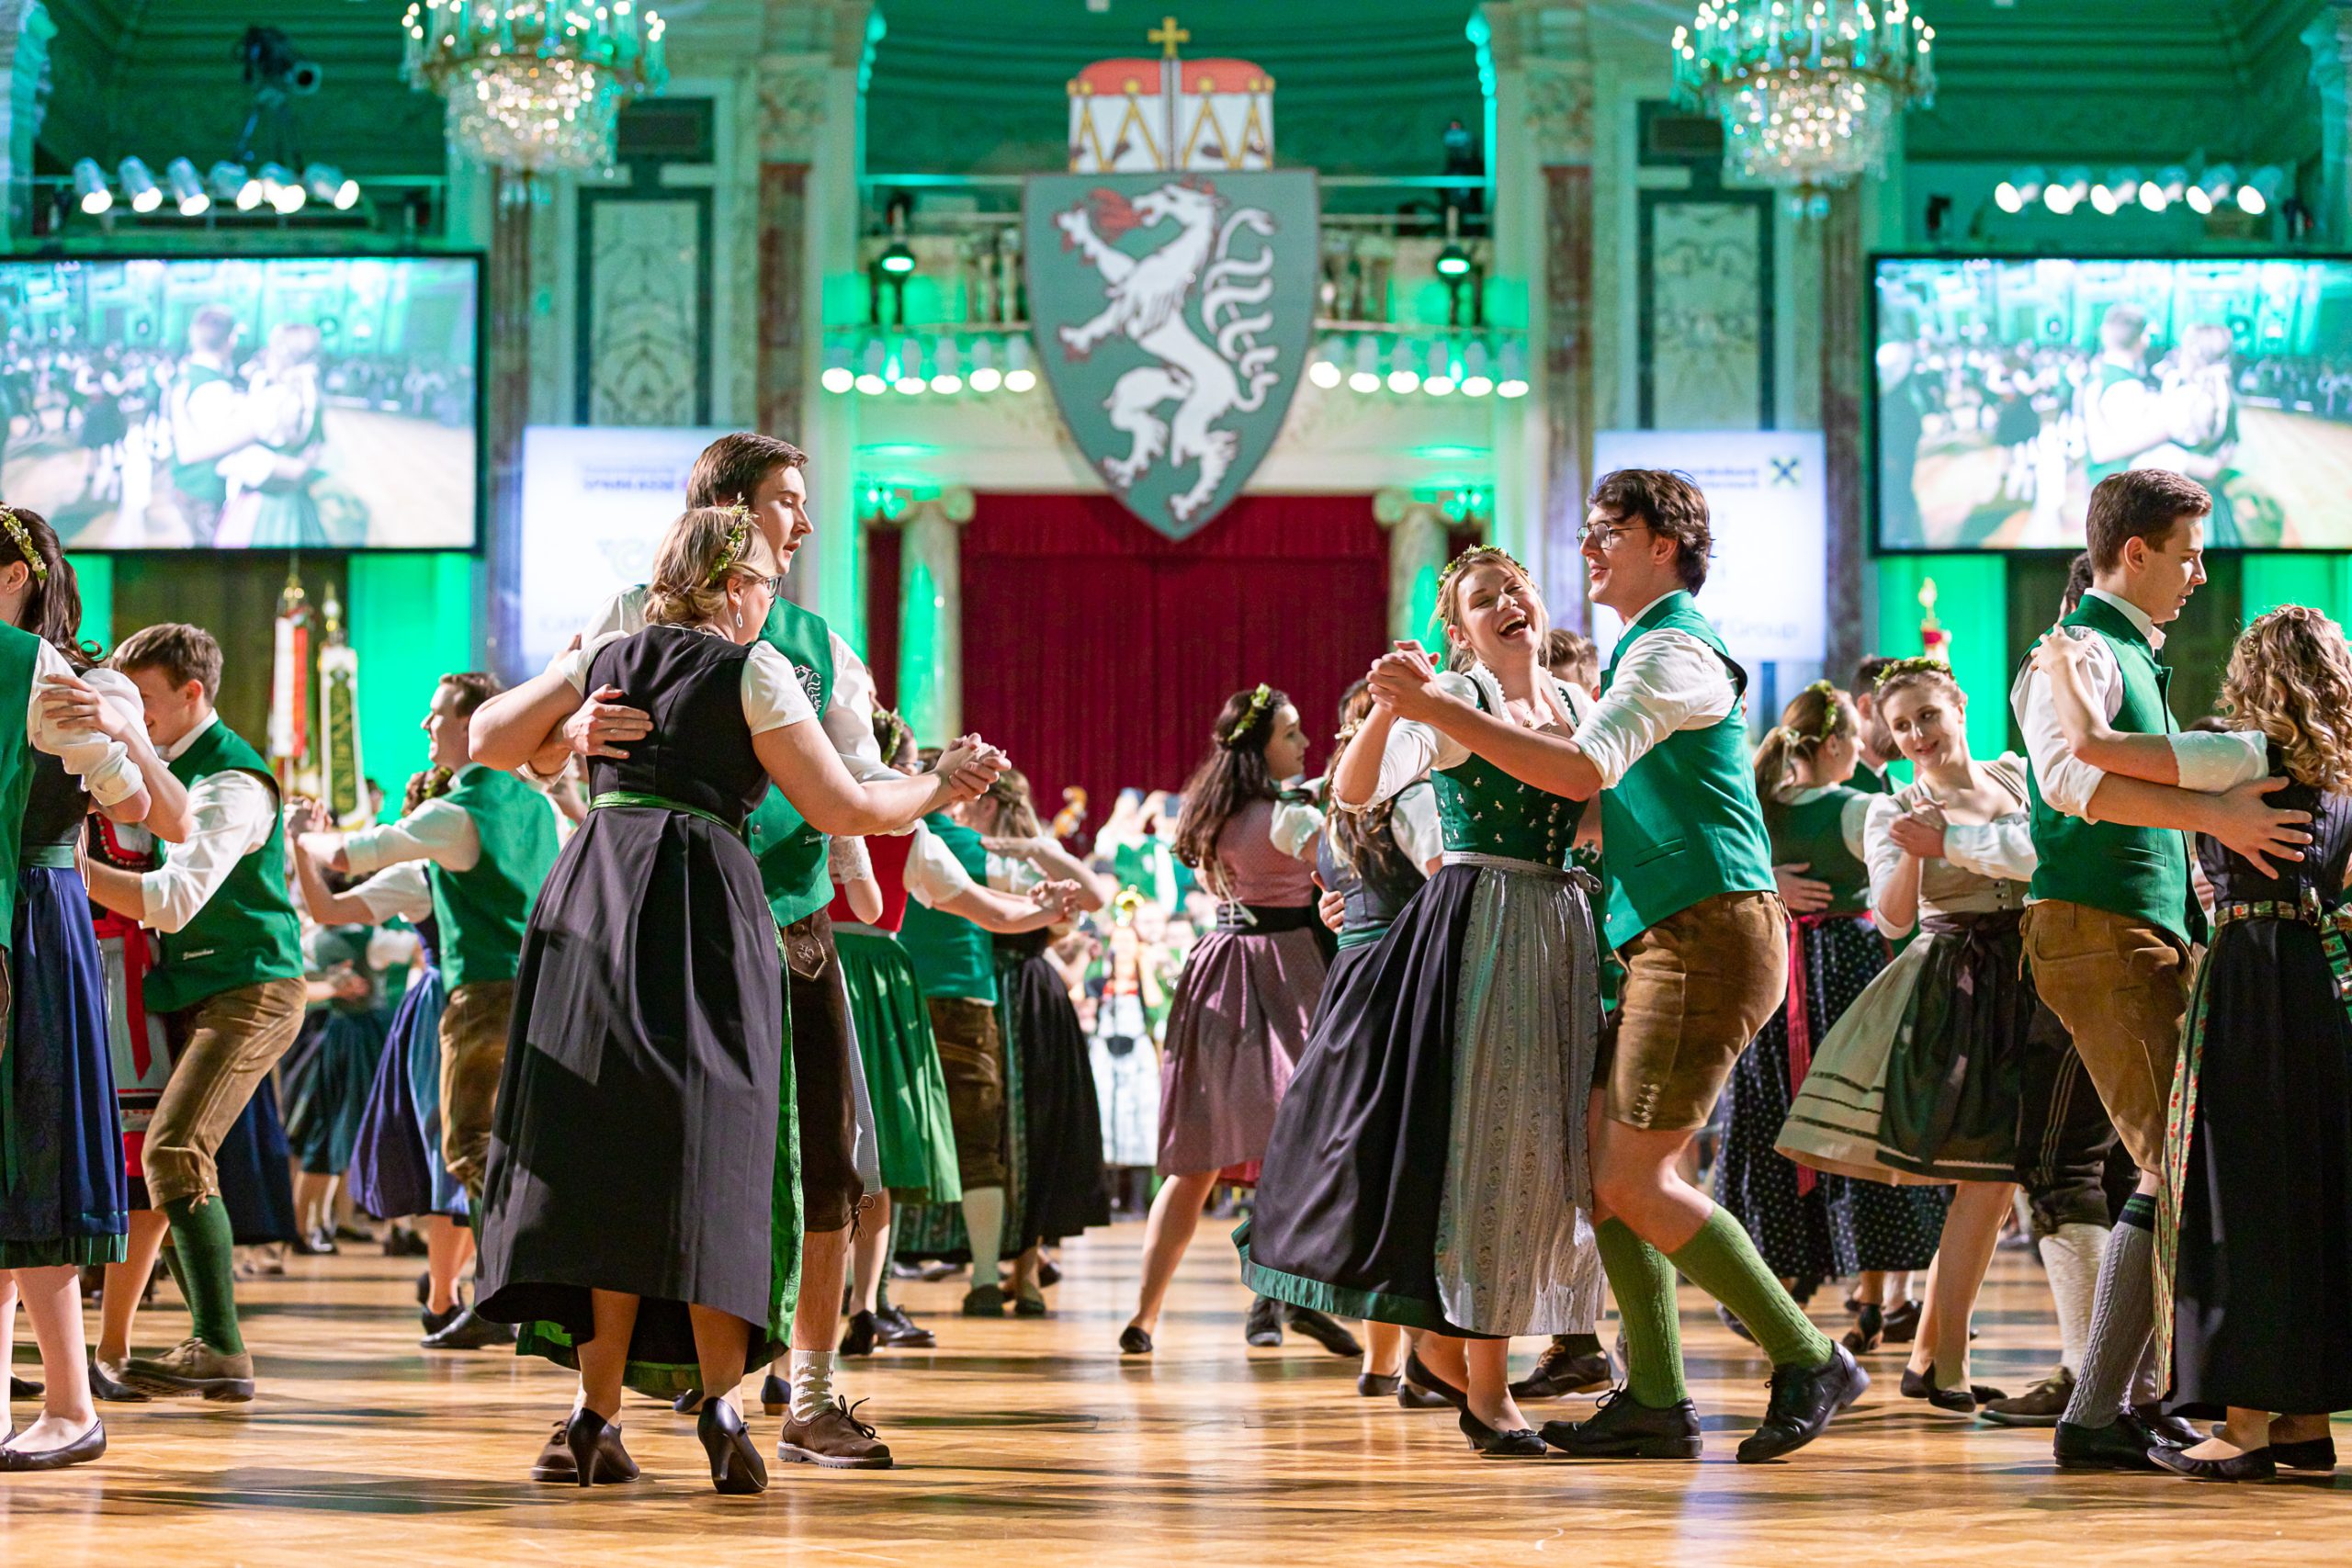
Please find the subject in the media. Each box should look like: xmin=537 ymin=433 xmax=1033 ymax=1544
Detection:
xmin=893 ymin=488 xmax=973 ymax=744
xmin=1819 ymin=186 xmax=1866 ymax=684
xmin=0 ymin=1 xmax=51 ymax=254
xmin=1376 ymin=490 xmax=1451 ymax=646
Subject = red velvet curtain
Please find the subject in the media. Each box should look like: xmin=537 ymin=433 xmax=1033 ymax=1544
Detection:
xmin=959 ymin=493 xmax=1386 ymax=845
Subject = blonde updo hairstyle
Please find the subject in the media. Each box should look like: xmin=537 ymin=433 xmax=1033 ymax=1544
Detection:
xmin=1752 ymin=679 xmax=1859 ymax=802
xmin=645 ymin=506 xmax=766 ymax=627
xmin=1433 ymin=546 xmax=1543 ymax=674
xmin=2221 ymin=605 xmax=2352 ymax=794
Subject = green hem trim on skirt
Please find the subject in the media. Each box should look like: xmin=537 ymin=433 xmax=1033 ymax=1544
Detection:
xmin=1234 ymin=1226 xmax=1451 ymax=1334
xmin=0 ymin=1232 xmax=128 ymax=1269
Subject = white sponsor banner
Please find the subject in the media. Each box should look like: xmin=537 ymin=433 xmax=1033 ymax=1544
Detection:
xmin=518 ymin=426 xmax=728 ymax=673
xmin=1589 ymin=430 xmax=1828 ymax=673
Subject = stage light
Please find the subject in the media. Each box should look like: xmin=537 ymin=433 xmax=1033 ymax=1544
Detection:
xmin=1993 ymin=181 xmax=2023 ymax=215
xmin=210 ymin=161 xmax=261 ymax=209
xmin=968 ymin=336 xmax=1001 ymax=392
xmin=1435 ymin=242 xmax=1470 ymax=278
xmin=1003 ymin=335 xmax=1036 ymax=392
xmin=2191 ymin=164 xmax=2235 ymax=215
xmin=2105 ymin=167 xmax=2140 ymax=210
xmin=1497 ymin=341 xmax=1528 ymax=400
xmin=2142 ymin=165 xmax=2185 ymax=213
xmin=1308 ymin=335 xmax=1343 ymax=389
xmin=931 ymin=337 xmax=962 ymax=394
xmin=1347 ymin=335 xmax=1380 ymax=394
xmin=117 ymin=157 xmax=161 ymax=213
xmin=2089 ymin=183 xmax=2116 ymax=216
xmin=820 ymin=342 xmax=854 ymax=395
xmin=304 ymin=163 xmax=359 ymax=210
xmin=2238 ymin=166 xmax=2282 ymax=216
xmin=72 ymin=159 xmax=110 ymax=215
xmin=1424 ymin=342 xmax=1455 ymax=396
xmin=856 ymin=339 xmax=888 ymax=395
xmin=878 ymin=239 xmax=915 ymax=276
xmin=1387 ymin=341 xmax=1420 ymax=395
xmin=1461 ymin=340 xmax=1493 ymax=398
xmin=260 ymin=163 xmax=304 ymax=213
xmin=1997 ymin=167 xmax=2042 ymax=214
xmin=165 ymin=157 xmax=209 ymax=216
xmin=2044 ymin=167 xmax=2087 ymax=216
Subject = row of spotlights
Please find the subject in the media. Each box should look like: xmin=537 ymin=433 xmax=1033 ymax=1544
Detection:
xmin=821 ymin=336 xmax=1038 ymax=397
xmin=72 ymin=157 xmax=359 ymax=218
xmin=1993 ymin=164 xmax=2284 ymax=219
xmin=1306 ymin=336 xmax=1530 ymax=400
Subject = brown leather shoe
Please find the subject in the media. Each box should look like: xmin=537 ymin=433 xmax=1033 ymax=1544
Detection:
xmin=775 ymin=1396 xmax=894 ymax=1470
xmin=123 ymin=1337 xmax=254 ymax=1402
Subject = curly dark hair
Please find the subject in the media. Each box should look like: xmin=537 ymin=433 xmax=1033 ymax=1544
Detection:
xmin=1588 ymin=468 xmax=1713 ymax=592
xmin=1171 ymin=685 xmax=1290 ymax=877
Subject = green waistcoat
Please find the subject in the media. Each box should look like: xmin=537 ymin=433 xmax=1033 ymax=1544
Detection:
xmin=145 ymin=718 xmax=305 ymax=1015
xmin=0 ymin=623 xmax=38 ymax=949
xmin=2024 ymin=594 xmax=2205 ymax=945
xmin=170 ymin=362 xmax=232 ymax=503
xmin=306 ymin=923 xmax=386 ymax=1015
xmin=1433 ymin=678 xmax=1581 ymax=865
xmin=1850 ymin=761 xmax=1896 ymax=796
xmin=744 ymin=598 xmax=838 ymax=929
xmin=897 ymin=815 xmax=998 ymax=1004
xmin=1596 ymin=592 xmax=1779 ymax=950
xmin=427 ymin=764 xmax=559 ymax=991
xmin=1763 ymin=786 xmax=1872 ymax=917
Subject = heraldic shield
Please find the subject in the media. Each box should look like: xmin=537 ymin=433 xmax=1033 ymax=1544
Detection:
xmin=1024 ymin=170 xmax=1318 ymax=541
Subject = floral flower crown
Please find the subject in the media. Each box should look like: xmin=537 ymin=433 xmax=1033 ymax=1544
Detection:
xmin=1871 ymin=654 xmax=1952 ymax=690
xmin=1771 ymin=678 xmax=1844 ymax=749
xmin=874 ymin=706 xmax=911 ymax=766
xmin=1434 ymin=546 xmax=1530 ymax=628
xmin=1223 ymin=682 xmax=1275 ymax=747
xmin=705 ymin=502 xmax=754 ymax=586
xmin=0 ymin=505 xmax=46 ymax=583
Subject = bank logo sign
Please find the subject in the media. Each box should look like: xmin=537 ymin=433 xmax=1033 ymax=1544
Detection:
xmin=1024 ymin=171 xmax=1317 ymax=540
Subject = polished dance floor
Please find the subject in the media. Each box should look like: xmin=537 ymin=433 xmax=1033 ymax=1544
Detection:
xmin=3 ymin=1218 xmax=2343 ymax=1563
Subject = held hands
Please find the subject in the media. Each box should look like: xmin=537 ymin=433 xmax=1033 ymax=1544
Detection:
xmin=285 ymin=796 xmax=326 ymax=840
xmin=1026 ymin=878 xmax=1086 ymax=920
xmin=2210 ymin=774 xmax=2313 ymax=880
xmin=1364 ymin=640 xmax=1445 ymax=722
xmin=1887 ymin=801 xmax=1949 ymax=861
xmin=563 ymin=685 xmax=652 ymax=760
xmin=1773 ymin=862 xmax=1833 ymax=915
xmin=933 ymin=735 xmax=1008 ymax=805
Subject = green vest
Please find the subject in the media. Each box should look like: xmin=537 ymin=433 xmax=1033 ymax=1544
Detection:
xmin=1763 ymin=786 xmax=1871 ymax=917
xmin=1432 ymin=677 xmax=1580 ymax=864
xmin=1596 ymin=592 xmax=1779 ymax=949
xmin=427 ymin=765 xmax=558 ymax=991
xmin=2024 ymin=594 xmax=2205 ymax=945
xmin=0 ymin=624 xmax=38 ymax=949
xmin=306 ymin=923 xmax=386 ymax=1015
xmin=1850 ymin=761 xmax=1896 ymax=796
xmin=897 ymin=815 xmax=998 ymax=1003
xmin=744 ymin=599 xmax=838 ymax=928
xmin=146 ymin=718 xmax=305 ymax=1015
xmin=2085 ymin=362 xmax=2147 ymax=485
xmin=170 ymin=362 xmax=232 ymax=502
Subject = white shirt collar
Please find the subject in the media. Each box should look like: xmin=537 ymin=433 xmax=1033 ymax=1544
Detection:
xmin=161 ymin=709 xmax=220 ymax=763
xmin=2084 ymin=587 xmax=2165 ymax=650
xmin=1626 ymin=589 xmax=1683 ymax=626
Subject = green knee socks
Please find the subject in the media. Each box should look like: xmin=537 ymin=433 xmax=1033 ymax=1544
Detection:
xmin=1667 ymin=1206 xmax=1834 ymax=1371
xmin=1596 ymin=1218 xmax=1686 ymax=1407
xmin=161 ymin=1194 xmax=244 ymax=1356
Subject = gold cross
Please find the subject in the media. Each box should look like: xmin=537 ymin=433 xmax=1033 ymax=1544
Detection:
xmin=1148 ymin=14 xmax=1189 ymax=58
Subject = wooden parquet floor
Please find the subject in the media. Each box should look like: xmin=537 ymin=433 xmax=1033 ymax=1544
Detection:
xmin=2 ymin=1219 xmax=2345 ymax=1565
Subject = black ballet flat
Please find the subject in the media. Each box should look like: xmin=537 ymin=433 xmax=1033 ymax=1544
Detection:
xmin=672 ymin=1387 xmax=705 ymax=1415
xmin=2152 ymin=1444 xmax=2278 ymax=1483
xmin=1402 ymin=1351 xmax=1470 ymax=1414
xmin=2272 ymin=1436 xmax=2337 ymax=1472
xmin=0 ymin=1418 xmax=105 ymax=1471
xmin=840 ymin=1310 xmax=879 ymax=1357
xmin=1900 ymin=1363 xmax=2004 ymax=1412
xmin=696 ymin=1398 xmax=768 ymax=1495
xmin=561 ymin=1407 xmax=634 ymax=1488
xmin=8 ymin=1374 xmax=43 ymax=1399
xmin=760 ymin=1372 xmax=791 ymax=1416
xmin=1358 ymin=1372 xmax=1401 ymax=1397
xmin=1841 ymin=1303 xmax=1884 ymax=1355
xmin=1880 ymin=1300 xmax=1921 ymax=1344
xmin=86 ymin=1357 xmax=147 ymax=1404
xmin=1459 ymin=1408 xmax=1546 ymax=1459
xmin=1283 ymin=1305 xmax=1363 ymax=1359
xmin=1119 ymin=1325 xmax=1153 ymax=1356
xmin=1397 ymin=1381 xmax=1454 ymax=1411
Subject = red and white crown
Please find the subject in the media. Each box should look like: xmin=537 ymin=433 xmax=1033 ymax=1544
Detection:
xmin=1067 ymin=24 xmax=1272 ymax=173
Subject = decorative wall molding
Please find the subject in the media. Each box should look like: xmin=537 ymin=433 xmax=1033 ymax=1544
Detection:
xmin=0 ymin=0 xmax=51 ymax=249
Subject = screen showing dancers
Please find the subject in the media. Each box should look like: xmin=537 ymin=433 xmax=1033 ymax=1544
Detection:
xmin=1874 ymin=255 xmax=2352 ymax=550
xmin=0 ymin=255 xmax=479 ymax=549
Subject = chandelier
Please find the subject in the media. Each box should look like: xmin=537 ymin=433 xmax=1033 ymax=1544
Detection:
xmin=401 ymin=1 xmax=668 ymax=181
xmin=1671 ymin=1 xmax=1935 ymax=217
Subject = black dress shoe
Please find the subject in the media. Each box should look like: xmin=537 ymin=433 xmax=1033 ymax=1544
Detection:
xmin=2272 ymin=1436 xmax=2337 ymax=1472
xmin=761 ymin=1372 xmax=791 ymax=1416
xmin=1358 ymin=1372 xmax=1402 ymax=1397
xmin=1841 ymin=1303 xmax=1884 ymax=1355
xmin=840 ymin=1309 xmax=880 ymax=1357
xmin=673 ymin=1387 xmax=706 ymax=1415
xmin=1540 ymin=1388 xmax=1704 ymax=1460
xmin=382 ymin=1225 xmax=429 ymax=1258
xmin=420 ymin=1303 xmax=464 ymax=1339
xmin=1243 ymin=1295 xmax=1283 ymax=1347
xmin=1402 ymin=1351 xmax=1469 ymax=1413
xmin=2152 ymin=1444 xmax=2277 ymax=1483
xmin=1396 ymin=1381 xmax=1453 ymax=1411
xmin=2132 ymin=1406 xmax=2203 ymax=1449
xmin=1736 ymin=1344 xmax=1870 ymax=1463
xmin=2053 ymin=1412 xmax=2175 ymax=1472
xmin=0 ymin=1419 xmax=105 ymax=1471
xmin=559 ymin=1408 xmax=637 ymax=1487
xmin=421 ymin=1305 xmax=515 ymax=1350
xmin=1881 ymin=1300 xmax=1921 ymax=1344
xmin=1900 ymin=1363 xmax=2005 ymax=1413
xmin=1038 ymin=1259 xmax=1062 ymax=1288
xmin=1510 ymin=1340 xmax=1612 ymax=1401
xmin=86 ymin=1357 xmax=147 ymax=1404
xmin=876 ymin=1304 xmax=936 ymax=1348
xmin=1460 ymin=1408 xmax=1546 ymax=1458
xmin=697 ymin=1398 xmax=768 ymax=1495
xmin=1283 ymin=1304 xmax=1362 ymax=1358
xmin=1118 ymin=1324 xmax=1153 ymax=1356
xmin=8 ymin=1374 xmax=42 ymax=1399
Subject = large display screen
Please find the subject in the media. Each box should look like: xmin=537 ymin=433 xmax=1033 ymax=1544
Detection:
xmin=1874 ymin=254 xmax=2352 ymax=550
xmin=0 ymin=254 xmax=479 ymax=549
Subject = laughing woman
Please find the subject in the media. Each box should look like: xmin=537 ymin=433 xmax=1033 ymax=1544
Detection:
xmin=1245 ymin=547 xmax=1606 ymax=1459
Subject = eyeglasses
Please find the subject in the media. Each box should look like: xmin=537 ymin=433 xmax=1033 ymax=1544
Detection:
xmin=1578 ymin=520 xmax=1651 ymax=548
xmin=743 ymin=572 xmax=786 ymax=596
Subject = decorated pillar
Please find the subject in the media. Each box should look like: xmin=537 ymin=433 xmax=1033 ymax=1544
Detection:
xmin=0 ymin=0 xmax=50 ymax=253
xmin=1819 ymin=186 xmax=1866 ymax=684
xmin=1376 ymin=490 xmax=1451 ymax=646
xmin=2309 ymin=6 xmax=2352 ymax=246
xmin=893 ymin=488 xmax=974 ymax=745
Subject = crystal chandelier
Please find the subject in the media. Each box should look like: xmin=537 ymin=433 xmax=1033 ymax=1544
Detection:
xmin=401 ymin=1 xmax=668 ymax=181
xmin=1671 ymin=1 xmax=1936 ymax=217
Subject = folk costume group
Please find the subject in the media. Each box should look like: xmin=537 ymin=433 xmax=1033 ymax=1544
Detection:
xmin=0 ymin=448 xmax=2346 ymax=1495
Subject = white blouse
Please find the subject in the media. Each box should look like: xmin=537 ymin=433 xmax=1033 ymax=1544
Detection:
xmin=1862 ymin=754 xmax=2040 ymax=938
xmin=556 ymin=628 xmax=815 ymax=736
xmin=1352 ymin=665 xmax=1597 ymax=808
